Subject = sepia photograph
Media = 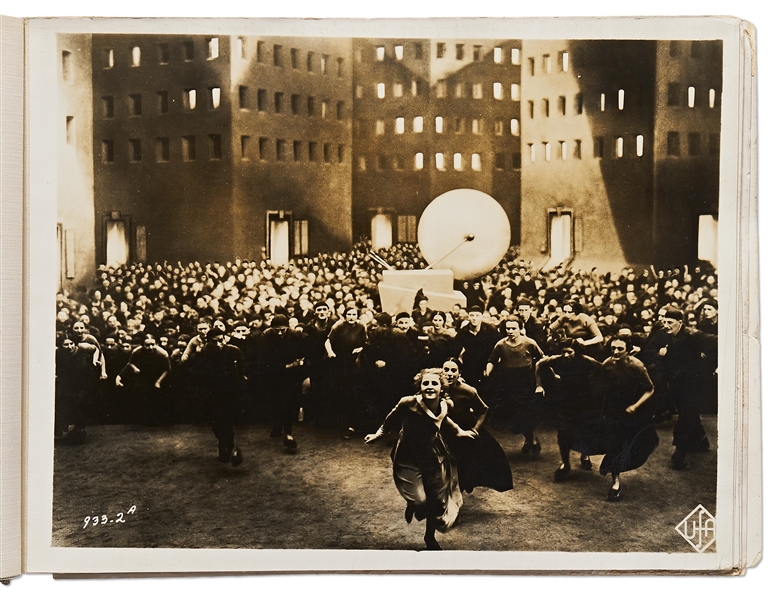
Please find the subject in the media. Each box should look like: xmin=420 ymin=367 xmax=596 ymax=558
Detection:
xmin=19 ymin=11 xmax=756 ymax=580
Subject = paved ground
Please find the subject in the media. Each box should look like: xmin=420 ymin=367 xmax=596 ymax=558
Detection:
xmin=52 ymin=416 xmax=717 ymax=552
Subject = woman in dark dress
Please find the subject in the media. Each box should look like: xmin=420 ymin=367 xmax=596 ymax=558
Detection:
xmin=440 ymin=359 xmax=513 ymax=493
xmin=365 ymin=368 xmax=474 ymax=550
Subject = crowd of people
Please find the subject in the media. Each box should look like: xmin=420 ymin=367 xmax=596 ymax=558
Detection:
xmin=54 ymin=242 xmax=719 ymax=549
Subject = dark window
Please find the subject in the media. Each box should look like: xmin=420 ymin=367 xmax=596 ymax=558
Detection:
xmin=688 ymin=132 xmax=701 ymax=156
xmin=667 ymin=82 xmax=681 ymax=106
xmin=276 ymin=139 xmax=286 ymax=160
xmin=669 ymin=40 xmax=681 ymax=57
xmin=65 ymin=116 xmax=74 ymax=144
xmin=158 ymin=43 xmax=170 ymax=64
xmin=543 ymin=98 xmax=550 ymax=117
xmin=239 ymin=86 xmax=248 ymax=109
xmin=338 ymin=144 xmax=345 ymax=163
xmin=240 ymin=136 xmax=250 ymax=160
xmin=456 ymin=43 xmax=465 ymax=60
xmin=307 ymin=51 xmax=314 ymax=72
xmin=394 ymin=155 xmax=406 ymax=171
xmin=293 ymin=140 xmax=302 ymax=161
xmin=291 ymin=94 xmax=301 ymax=115
xmin=495 ymin=153 xmax=506 ymax=169
xmin=102 ymin=96 xmax=114 ymax=118
xmin=155 ymin=137 xmax=170 ymax=162
xmin=209 ymin=135 xmax=222 ymax=160
xmin=528 ymin=57 xmax=535 ymax=76
xmin=414 ymin=42 xmax=423 ymax=59
xmin=377 ymin=154 xmax=388 ymax=170
xmin=667 ymin=131 xmax=681 ymax=156
xmin=337 ymin=57 xmax=344 ymax=77
xmin=321 ymin=54 xmax=329 ymax=75
xmin=102 ymin=48 xmax=114 ymax=69
xmin=512 ymin=152 xmax=521 ymax=169
xmin=273 ymin=44 xmax=282 ymax=66
xmin=128 ymin=139 xmax=142 ymax=162
xmin=182 ymin=136 xmax=196 ymax=161
xmin=690 ymin=41 xmax=703 ymax=58
xmin=183 ymin=41 xmax=194 ymax=61
xmin=257 ymin=41 xmax=264 ymax=62
xmin=709 ymin=133 xmax=720 ymax=156
xmin=259 ymin=137 xmax=269 ymax=159
xmin=323 ymin=143 xmax=332 ymax=163
xmin=558 ymin=95 xmax=567 ymax=115
xmin=257 ymin=89 xmax=267 ymax=111
xmin=574 ymin=139 xmax=582 ymax=159
xmin=291 ymin=48 xmax=299 ymax=69
xmin=575 ymin=93 xmax=584 ymax=114
xmin=156 ymin=91 xmax=169 ymax=114
xmin=528 ymin=100 xmax=534 ymax=119
xmin=336 ymin=101 xmax=345 ymax=120
xmin=274 ymin=92 xmax=283 ymax=113
xmin=594 ymin=136 xmax=604 ymax=158
xmin=62 ymin=50 xmax=71 ymax=80
xmin=101 ymin=140 xmax=114 ymax=163
xmin=473 ymin=45 xmax=482 ymax=61
xmin=437 ymin=43 xmax=446 ymax=58
xmin=307 ymin=96 xmax=315 ymax=116
xmin=308 ymin=141 xmax=317 ymax=161
xmin=129 ymin=94 xmax=142 ymax=116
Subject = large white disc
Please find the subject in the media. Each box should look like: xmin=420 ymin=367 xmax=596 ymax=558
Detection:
xmin=417 ymin=189 xmax=511 ymax=280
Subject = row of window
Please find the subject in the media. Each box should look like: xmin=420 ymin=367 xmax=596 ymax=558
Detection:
xmin=363 ymin=116 xmax=520 ymax=136
xmin=99 ymin=89 xmax=346 ymax=120
xmin=358 ymin=43 xmax=525 ymax=65
xmin=667 ymin=84 xmax=719 ymax=109
xmin=99 ymin=136 xmax=347 ymax=164
xmin=665 ymin=131 xmax=720 ymax=157
xmin=356 ymin=152 xmax=518 ymax=172
xmin=92 ymin=39 xmax=345 ymax=77
xmin=356 ymin=80 xmax=521 ymax=101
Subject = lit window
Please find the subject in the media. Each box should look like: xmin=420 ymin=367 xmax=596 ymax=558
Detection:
xmin=376 ymin=46 xmax=385 ymax=61
xmin=511 ymin=48 xmax=520 ymax=65
xmin=411 ymin=80 xmax=419 ymax=96
xmin=616 ymin=136 xmax=624 ymax=158
xmin=471 ymin=119 xmax=482 ymax=134
xmin=414 ymin=153 xmax=424 ymax=170
xmin=494 ymin=120 xmax=504 ymax=136
xmin=103 ymin=48 xmax=114 ymax=69
xmin=237 ymin=37 xmax=245 ymax=59
xmin=395 ymin=45 xmax=404 ymax=60
xmin=321 ymin=55 xmax=329 ymax=75
xmin=560 ymin=141 xmax=567 ymax=160
xmin=436 ymin=81 xmax=447 ymax=98
xmin=510 ymin=118 xmax=519 ymax=136
xmin=471 ymin=153 xmax=482 ymax=171
xmin=709 ymin=88 xmax=716 ymax=108
xmin=511 ymin=84 xmax=520 ymax=101
xmin=131 ymin=46 xmax=141 ymax=67
xmin=493 ymin=82 xmax=503 ymax=99
xmin=454 ymin=153 xmax=463 ymax=170
xmin=494 ymin=47 xmax=503 ymax=63
xmin=472 ymin=83 xmax=483 ymax=99
xmin=207 ymin=37 xmax=219 ymax=60
xmin=355 ymin=85 xmax=363 ymax=99
xmin=542 ymin=54 xmax=551 ymax=73
xmin=544 ymin=142 xmax=551 ymax=161
xmin=395 ymin=117 xmax=405 ymax=134
xmin=294 ymin=220 xmax=309 ymax=256
xmin=618 ymin=89 xmax=625 ymax=110
xmin=688 ymin=86 xmax=696 ymax=108
xmin=636 ymin=134 xmax=644 ymax=157
xmin=413 ymin=116 xmax=424 ymax=133
xmin=321 ymin=99 xmax=330 ymax=118
xmin=561 ymin=51 xmax=569 ymax=72
xmin=358 ymin=156 xmax=367 ymax=171
xmin=455 ymin=82 xmax=465 ymax=98
xmin=600 ymin=93 xmax=606 ymax=112
xmin=435 ymin=152 xmax=445 ymax=170
xmin=435 ymin=116 xmax=444 ymax=133
xmin=377 ymin=83 xmax=386 ymax=99
xmin=394 ymin=82 xmax=403 ymax=97
xmin=376 ymin=119 xmax=385 ymax=135
xmin=528 ymin=143 xmax=535 ymax=162
xmin=184 ymin=89 xmax=197 ymax=110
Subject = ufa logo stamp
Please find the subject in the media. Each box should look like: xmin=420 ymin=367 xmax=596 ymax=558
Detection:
xmin=675 ymin=505 xmax=716 ymax=552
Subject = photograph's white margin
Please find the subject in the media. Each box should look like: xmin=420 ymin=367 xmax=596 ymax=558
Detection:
xmin=22 ymin=15 xmax=746 ymax=575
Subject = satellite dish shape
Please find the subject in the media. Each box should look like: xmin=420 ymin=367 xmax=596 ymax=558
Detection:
xmin=417 ymin=189 xmax=511 ymax=280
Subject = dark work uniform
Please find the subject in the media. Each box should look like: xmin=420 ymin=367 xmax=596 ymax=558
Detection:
xmin=259 ymin=326 xmax=307 ymax=435
xmin=119 ymin=346 xmax=171 ymax=424
xmin=55 ymin=344 xmax=98 ymax=437
xmin=199 ymin=342 xmax=245 ymax=458
xmin=327 ymin=320 xmax=367 ymax=428
xmin=455 ymin=322 xmax=503 ymax=393
xmin=302 ymin=317 xmax=338 ymax=426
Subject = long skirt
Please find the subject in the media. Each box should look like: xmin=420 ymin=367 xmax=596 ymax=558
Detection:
xmin=392 ymin=456 xmax=463 ymax=533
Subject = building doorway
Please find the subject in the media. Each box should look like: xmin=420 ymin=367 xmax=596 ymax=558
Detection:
xmin=267 ymin=210 xmax=292 ymax=265
xmin=371 ymin=213 xmax=393 ymax=250
xmin=698 ymin=214 xmax=718 ymax=267
xmin=102 ymin=212 xmax=131 ymax=268
xmin=548 ymin=210 xmax=573 ymax=266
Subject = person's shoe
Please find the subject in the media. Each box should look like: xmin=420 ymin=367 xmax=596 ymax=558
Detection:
xmin=404 ymin=503 xmax=414 ymax=524
xmin=530 ymin=439 xmax=542 ymax=456
xmin=607 ymin=485 xmax=623 ymax=502
xmin=671 ymin=449 xmax=687 ymax=470
xmin=283 ymin=434 xmax=298 ymax=450
xmin=424 ymin=534 xmax=442 ymax=550
xmin=580 ymin=455 xmax=593 ymax=471
xmin=554 ymin=463 xmax=571 ymax=482
xmin=269 ymin=426 xmax=283 ymax=438
xmin=230 ymin=446 xmax=243 ymax=467
xmin=520 ymin=441 xmax=533 ymax=454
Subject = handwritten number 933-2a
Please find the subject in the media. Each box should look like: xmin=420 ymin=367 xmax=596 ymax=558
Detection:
xmin=82 ymin=505 xmax=136 ymax=529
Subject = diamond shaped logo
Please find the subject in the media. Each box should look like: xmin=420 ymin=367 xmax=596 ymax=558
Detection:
xmin=675 ymin=504 xmax=716 ymax=553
